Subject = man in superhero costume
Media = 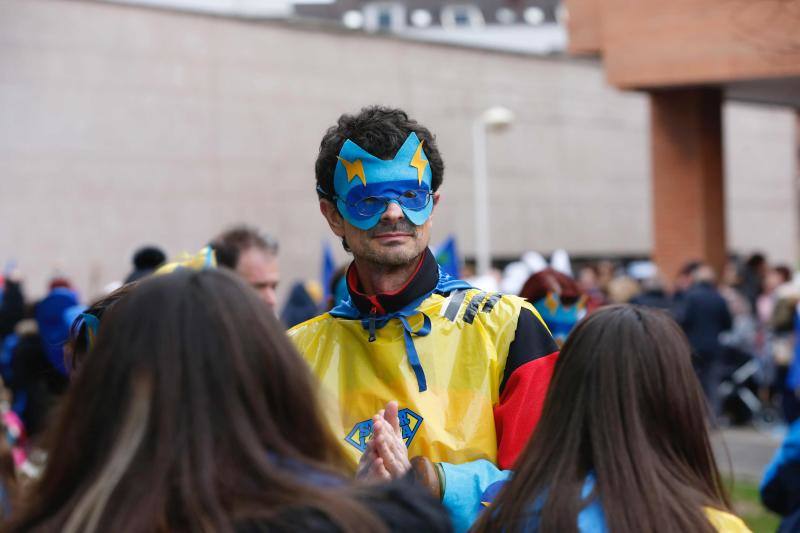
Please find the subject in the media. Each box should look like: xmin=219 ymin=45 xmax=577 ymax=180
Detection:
xmin=289 ymin=107 xmax=559 ymax=531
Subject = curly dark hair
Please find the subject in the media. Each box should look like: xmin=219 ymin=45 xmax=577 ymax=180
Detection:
xmin=314 ymin=106 xmax=444 ymax=201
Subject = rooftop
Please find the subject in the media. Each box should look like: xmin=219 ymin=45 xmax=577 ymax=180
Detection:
xmin=101 ymin=0 xmax=569 ymax=55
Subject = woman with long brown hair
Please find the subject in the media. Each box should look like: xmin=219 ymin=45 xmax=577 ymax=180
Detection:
xmin=7 ymin=269 xmax=449 ymax=532
xmin=473 ymin=305 xmax=749 ymax=533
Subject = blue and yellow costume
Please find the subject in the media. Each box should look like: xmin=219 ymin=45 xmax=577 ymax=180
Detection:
xmin=291 ymin=132 xmax=559 ymax=531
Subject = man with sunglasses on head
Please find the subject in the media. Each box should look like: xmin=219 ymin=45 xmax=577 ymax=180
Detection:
xmin=289 ymin=107 xmax=558 ymax=531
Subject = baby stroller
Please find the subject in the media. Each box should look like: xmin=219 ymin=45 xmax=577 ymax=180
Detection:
xmin=717 ymin=344 xmax=780 ymax=428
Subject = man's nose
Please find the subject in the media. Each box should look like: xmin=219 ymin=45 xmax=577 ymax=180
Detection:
xmin=380 ymin=201 xmax=404 ymax=223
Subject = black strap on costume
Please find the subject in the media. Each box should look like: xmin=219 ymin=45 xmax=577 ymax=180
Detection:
xmin=481 ymin=293 xmax=502 ymax=314
xmin=462 ymin=291 xmax=488 ymax=325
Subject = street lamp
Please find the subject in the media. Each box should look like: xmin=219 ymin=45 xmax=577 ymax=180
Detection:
xmin=473 ymin=106 xmax=514 ymax=277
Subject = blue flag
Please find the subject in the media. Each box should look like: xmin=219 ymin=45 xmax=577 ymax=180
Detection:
xmin=435 ymin=236 xmax=461 ymax=279
xmin=321 ymin=241 xmax=336 ymax=299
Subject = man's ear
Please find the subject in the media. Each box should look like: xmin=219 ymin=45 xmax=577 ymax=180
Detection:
xmin=320 ymin=199 xmax=345 ymax=238
xmin=423 ymin=192 xmax=440 ymax=227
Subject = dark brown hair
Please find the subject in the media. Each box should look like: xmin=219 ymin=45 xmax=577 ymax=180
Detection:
xmin=9 ymin=269 xmax=382 ymax=533
xmin=315 ymin=106 xmax=445 ymax=200
xmin=474 ymin=305 xmax=730 ymax=533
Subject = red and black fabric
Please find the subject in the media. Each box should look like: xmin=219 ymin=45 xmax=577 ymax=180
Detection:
xmin=494 ymin=308 xmax=559 ymax=469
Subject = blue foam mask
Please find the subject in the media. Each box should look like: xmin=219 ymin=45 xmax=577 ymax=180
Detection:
xmin=333 ymin=132 xmax=434 ymax=230
xmin=533 ymin=293 xmax=586 ymax=347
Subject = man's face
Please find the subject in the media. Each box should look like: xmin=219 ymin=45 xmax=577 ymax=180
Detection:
xmin=322 ymin=196 xmax=437 ymax=268
xmin=236 ymin=248 xmax=280 ymax=307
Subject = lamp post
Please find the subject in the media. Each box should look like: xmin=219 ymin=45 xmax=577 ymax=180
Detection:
xmin=472 ymin=106 xmax=514 ymax=277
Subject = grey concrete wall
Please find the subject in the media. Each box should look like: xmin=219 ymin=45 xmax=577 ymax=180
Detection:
xmin=0 ymin=0 xmax=796 ymax=301
xmin=724 ymin=103 xmax=798 ymax=267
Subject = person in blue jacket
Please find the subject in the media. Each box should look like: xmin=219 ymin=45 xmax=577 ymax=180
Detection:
xmin=762 ymin=418 xmax=800 ymax=532
xmin=474 ymin=305 xmax=750 ymax=533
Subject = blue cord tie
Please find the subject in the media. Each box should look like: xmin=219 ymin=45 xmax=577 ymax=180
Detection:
xmin=329 ymin=268 xmax=476 ymax=394
xmin=360 ymin=310 xmax=432 ymax=392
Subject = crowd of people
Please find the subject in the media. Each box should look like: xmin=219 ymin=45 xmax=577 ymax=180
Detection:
xmin=0 ymin=106 xmax=797 ymax=531
xmin=569 ymin=254 xmax=799 ymax=427
xmin=454 ymin=247 xmax=800 ymax=432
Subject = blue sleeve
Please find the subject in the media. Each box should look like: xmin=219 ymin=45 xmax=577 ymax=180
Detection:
xmin=788 ymin=311 xmax=800 ymax=391
xmin=440 ymin=459 xmax=511 ymax=533
xmin=761 ymin=419 xmax=800 ymax=515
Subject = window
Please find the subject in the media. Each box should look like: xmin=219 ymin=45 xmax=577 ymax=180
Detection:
xmin=377 ymin=9 xmax=392 ymax=29
xmin=440 ymin=5 xmax=485 ymax=29
xmin=363 ymin=3 xmax=406 ymax=33
xmin=454 ymin=10 xmax=470 ymax=25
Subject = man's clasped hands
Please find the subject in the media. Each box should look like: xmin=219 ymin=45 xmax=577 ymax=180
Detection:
xmin=356 ymin=401 xmax=412 ymax=482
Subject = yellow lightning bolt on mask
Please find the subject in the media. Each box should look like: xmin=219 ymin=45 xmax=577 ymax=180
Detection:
xmin=410 ymin=140 xmax=428 ymax=186
xmin=337 ymin=157 xmax=367 ymax=187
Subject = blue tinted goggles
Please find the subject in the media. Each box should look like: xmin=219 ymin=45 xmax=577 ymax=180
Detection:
xmin=332 ymin=179 xmax=434 ymax=230
xmin=341 ymin=188 xmax=433 ymax=217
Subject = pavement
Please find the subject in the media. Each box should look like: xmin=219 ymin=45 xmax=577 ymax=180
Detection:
xmin=713 ymin=427 xmax=784 ymax=482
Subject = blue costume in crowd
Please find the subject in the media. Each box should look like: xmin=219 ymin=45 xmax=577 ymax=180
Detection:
xmin=762 ymin=419 xmax=800 ymax=532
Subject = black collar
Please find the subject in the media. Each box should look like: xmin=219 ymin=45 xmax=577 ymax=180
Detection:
xmin=346 ymin=248 xmax=439 ymax=315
